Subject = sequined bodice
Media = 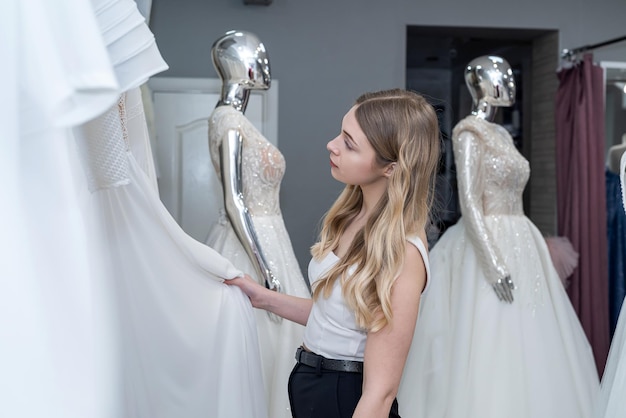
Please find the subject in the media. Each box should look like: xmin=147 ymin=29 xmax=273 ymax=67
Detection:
xmin=451 ymin=116 xmax=531 ymax=285
xmin=453 ymin=117 xmax=530 ymax=216
xmin=209 ymin=106 xmax=285 ymax=217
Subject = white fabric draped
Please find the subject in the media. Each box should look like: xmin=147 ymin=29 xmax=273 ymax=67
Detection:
xmin=2 ymin=0 xmax=120 ymax=416
xmin=2 ymin=1 xmax=266 ymax=417
xmin=73 ymin=92 xmax=266 ymax=417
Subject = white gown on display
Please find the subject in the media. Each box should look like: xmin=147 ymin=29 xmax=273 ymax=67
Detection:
xmin=401 ymin=116 xmax=599 ymax=418
xmin=206 ymin=105 xmax=311 ymax=418
xmin=74 ymin=92 xmax=267 ymax=418
xmin=596 ymin=152 xmax=626 ymax=418
xmin=2 ymin=0 xmax=123 ymax=416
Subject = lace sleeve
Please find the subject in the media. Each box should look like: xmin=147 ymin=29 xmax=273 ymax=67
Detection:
xmin=453 ymin=129 xmax=510 ymax=285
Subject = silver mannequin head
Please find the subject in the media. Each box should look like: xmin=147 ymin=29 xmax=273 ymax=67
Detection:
xmin=211 ymin=30 xmax=271 ymax=112
xmin=465 ymin=55 xmax=515 ymax=121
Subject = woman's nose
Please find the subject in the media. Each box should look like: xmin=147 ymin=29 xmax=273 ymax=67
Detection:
xmin=327 ymin=137 xmax=339 ymax=154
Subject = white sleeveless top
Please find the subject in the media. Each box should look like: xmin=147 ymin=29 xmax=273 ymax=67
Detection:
xmin=302 ymin=237 xmax=430 ymax=361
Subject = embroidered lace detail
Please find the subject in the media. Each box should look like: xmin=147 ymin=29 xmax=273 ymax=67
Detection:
xmin=209 ymin=106 xmax=285 ymax=216
xmin=117 ymin=93 xmax=130 ymax=150
xmin=453 ymin=117 xmax=530 ymax=217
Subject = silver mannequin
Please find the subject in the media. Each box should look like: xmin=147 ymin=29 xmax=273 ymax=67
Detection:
xmin=466 ymin=55 xmax=516 ymax=122
xmin=465 ymin=55 xmax=516 ymax=303
xmin=211 ymin=30 xmax=282 ymax=294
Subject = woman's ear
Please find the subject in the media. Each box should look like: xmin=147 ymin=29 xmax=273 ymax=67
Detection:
xmin=383 ymin=162 xmax=397 ymax=178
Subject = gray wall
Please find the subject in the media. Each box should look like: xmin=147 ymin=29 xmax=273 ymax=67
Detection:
xmin=151 ymin=0 xmax=626 ymax=274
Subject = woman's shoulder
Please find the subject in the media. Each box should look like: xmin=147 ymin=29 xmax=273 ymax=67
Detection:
xmin=406 ymin=234 xmax=426 ymax=250
xmin=405 ymin=235 xmax=430 ymax=292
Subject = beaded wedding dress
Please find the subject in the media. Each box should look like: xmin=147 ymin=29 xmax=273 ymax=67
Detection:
xmin=400 ymin=116 xmax=599 ymax=418
xmin=205 ymin=105 xmax=310 ymax=418
xmin=74 ymin=92 xmax=267 ymax=418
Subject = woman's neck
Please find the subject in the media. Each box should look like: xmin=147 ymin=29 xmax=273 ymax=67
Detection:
xmin=358 ymin=179 xmax=388 ymax=220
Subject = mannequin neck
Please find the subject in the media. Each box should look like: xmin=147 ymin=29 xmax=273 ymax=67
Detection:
xmin=471 ymin=100 xmax=497 ymax=122
xmin=217 ymin=83 xmax=250 ymax=113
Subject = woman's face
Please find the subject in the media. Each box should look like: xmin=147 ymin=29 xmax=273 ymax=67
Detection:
xmin=326 ymin=106 xmax=387 ymax=187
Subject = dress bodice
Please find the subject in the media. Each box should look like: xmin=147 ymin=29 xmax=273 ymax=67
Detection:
xmin=209 ymin=106 xmax=285 ymax=217
xmin=451 ymin=116 xmax=531 ymax=285
xmin=453 ymin=116 xmax=530 ymax=217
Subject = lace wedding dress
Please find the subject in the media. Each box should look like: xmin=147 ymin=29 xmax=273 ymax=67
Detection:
xmin=74 ymin=92 xmax=267 ymax=418
xmin=400 ymin=116 xmax=599 ymax=418
xmin=206 ymin=105 xmax=311 ymax=418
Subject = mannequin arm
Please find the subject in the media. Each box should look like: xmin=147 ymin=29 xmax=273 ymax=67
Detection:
xmin=453 ymin=130 xmax=513 ymax=302
xmin=220 ymin=128 xmax=282 ymax=293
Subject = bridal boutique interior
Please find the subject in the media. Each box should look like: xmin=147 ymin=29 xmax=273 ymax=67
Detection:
xmin=149 ymin=0 xmax=626 ymax=274
xmin=5 ymin=0 xmax=626 ymax=417
xmin=150 ymin=0 xmax=626 ymax=367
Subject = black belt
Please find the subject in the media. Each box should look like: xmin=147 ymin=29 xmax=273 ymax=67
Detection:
xmin=295 ymin=346 xmax=363 ymax=373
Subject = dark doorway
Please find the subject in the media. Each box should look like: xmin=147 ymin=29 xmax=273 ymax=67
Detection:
xmin=406 ymin=25 xmax=559 ymax=241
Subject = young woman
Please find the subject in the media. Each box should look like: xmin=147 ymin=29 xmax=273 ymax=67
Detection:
xmin=227 ymin=89 xmax=440 ymax=418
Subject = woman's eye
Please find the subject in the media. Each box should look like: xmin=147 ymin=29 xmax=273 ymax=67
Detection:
xmin=344 ymin=139 xmax=353 ymax=150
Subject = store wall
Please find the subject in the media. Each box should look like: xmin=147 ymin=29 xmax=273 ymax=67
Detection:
xmin=150 ymin=0 xmax=626 ymax=272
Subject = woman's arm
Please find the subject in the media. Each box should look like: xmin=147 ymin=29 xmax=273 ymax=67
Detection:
xmin=227 ymin=275 xmax=313 ymax=326
xmin=353 ymin=243 xmax=426 ymax=418
xmin=220 ymin=128 xmax=282 ymax=293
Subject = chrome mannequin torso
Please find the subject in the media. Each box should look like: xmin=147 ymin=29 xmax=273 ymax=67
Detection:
xmin=463 ymin=55 xmax=516 ymax=302
xmin=211 ymin=30 xmax=281 ymax=293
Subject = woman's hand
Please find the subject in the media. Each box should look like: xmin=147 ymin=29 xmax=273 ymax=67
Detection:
xmin=227 ymin=274 xmax=313 ymax=326
xmin=225 ymin=274 xmax=269 ymax=309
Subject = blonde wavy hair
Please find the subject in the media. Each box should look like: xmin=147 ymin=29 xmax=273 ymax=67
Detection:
xmin=311 ymin=89 xmax=440 ymax=332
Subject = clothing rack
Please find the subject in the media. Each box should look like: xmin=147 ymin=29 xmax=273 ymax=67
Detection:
xmin=561 ymin=35 xmax=626 ymax=60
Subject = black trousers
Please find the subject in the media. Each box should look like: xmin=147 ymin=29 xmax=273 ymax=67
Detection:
xmin=287 ymin=362 xmax=400 ymax=418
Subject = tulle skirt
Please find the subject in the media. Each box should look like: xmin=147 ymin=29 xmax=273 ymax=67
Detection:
xmin=206 ymin=212 xmax=310 ymax=418
xmin=94 ymin=154 xmax=267 ymax=418
xmin=399 ymin=215 xmax=599 ymax=418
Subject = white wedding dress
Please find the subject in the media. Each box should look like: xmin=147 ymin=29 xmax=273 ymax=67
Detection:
xmin=400 ymin=116 xmax=599 ymax=418
xmin=2 ymin=1 xmax=160 ymax=416
xmin=74 ymin=92 xmax=267 ymax=418
xmin=206 ymin=105 xmax=311 ymax=418
xmin=596 ymin=152 xmax=626 ymax=417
